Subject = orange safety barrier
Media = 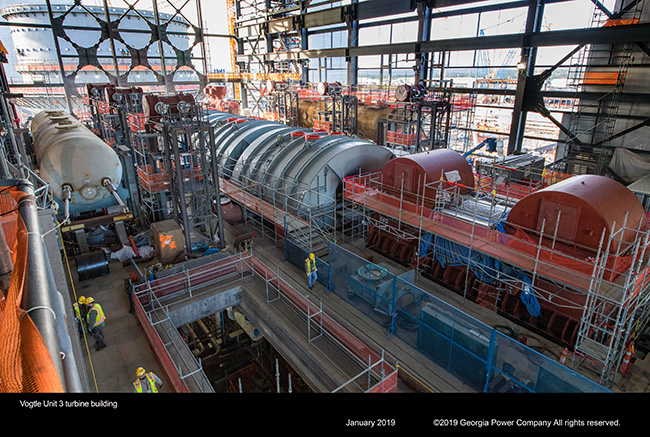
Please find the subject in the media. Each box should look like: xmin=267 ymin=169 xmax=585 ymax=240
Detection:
xmin=128 ymin=113 xmax=146 ymax=132
xmin=138 ymin=165 xmax=171 ymax=193
xmin=0 ymin=186 xmax=64 ymax=392
xmin=262 ymin=111 xmax=279 ymax=121
xmin=313 ymin=119 xmax=331 ymax=130
xmin=603 ymin=18 xmax=640 ymax=27
xmin=386 ymin=130 xmax=418 ymax=146
xmin=581 ymin=71 xmax=625 ymax=86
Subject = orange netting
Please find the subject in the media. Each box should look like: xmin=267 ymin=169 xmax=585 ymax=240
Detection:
xmin=0 ymin=186 xmax=64 ymax=393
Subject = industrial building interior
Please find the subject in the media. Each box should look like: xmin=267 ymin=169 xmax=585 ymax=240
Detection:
xmin=1 ymin=0 xmax=650 ymax=412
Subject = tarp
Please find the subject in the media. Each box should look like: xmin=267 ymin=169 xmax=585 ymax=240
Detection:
xmin=420 ymin=228 xmax=541 ymax=317
xmin=610 ymin=148 xmax=650 ymax=185
xmin=628 ymin=173 xmax=650 ymax=195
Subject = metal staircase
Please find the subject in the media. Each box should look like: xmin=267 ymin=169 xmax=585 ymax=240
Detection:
xmin=284 ymin=213 xmax=331 ymax=257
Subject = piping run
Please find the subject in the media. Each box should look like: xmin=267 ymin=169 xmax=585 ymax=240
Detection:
xmin=228 ymin=307 xmax=263 ymax=342
xmin=14 ymin=179 xmax=83 ymax=391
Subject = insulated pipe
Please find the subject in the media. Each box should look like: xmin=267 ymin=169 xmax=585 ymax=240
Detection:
xmin=102 ymin=178 xmax=129 ymax=213
xmin=228 ymin=307 xmax=263 ymax=342
xmin=44 ymin=241 xmax=83 ymax=393
xmin=15 ymin=179 xmax=65 ymax=389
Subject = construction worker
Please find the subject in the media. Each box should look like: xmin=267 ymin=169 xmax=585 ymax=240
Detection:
xmin=305 ymin=252 xmax=317 ymax=289
xmin=133 ymin=367 xmax=163 ymax=393
xmin=85 ymin=297 xmax=107 ymax=351
xmin=73 ymin=296 xmax=87 ymax=336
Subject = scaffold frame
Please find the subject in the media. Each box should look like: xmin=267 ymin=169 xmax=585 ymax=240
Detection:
xmin=340 ymin=168 xmax=650 ymax=387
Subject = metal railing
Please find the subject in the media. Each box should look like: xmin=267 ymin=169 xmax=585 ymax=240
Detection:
xmin=242 ymin=252 xmax=399 ymax=393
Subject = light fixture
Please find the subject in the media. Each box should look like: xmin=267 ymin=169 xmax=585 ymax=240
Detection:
xmin=516 ymin=61 xmax=527 ymax=70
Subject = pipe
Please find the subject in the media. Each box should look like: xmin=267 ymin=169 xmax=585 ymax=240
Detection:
xmin=15 ymin=179 xmax=66 ymax=389
xmin=44 ymin=243 xmax=83 ymax=393
xmin=61 ymin=184 xmax=72 ymax=224
xmin=102 ymin=178 xmax=129 ymax=213
xmin=228 ymin=307 xmax=263 ymax=342
xmin=197 ymin=318 xmax=221 ymax=356
xmin=184 ymin=323 xmax=205 ymax=357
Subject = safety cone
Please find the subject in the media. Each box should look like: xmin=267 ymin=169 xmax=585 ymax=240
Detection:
xmin=559 ymin=347 xmax=568 ymax=364
xmin=620 ymin=342 xmax=634 ymax=378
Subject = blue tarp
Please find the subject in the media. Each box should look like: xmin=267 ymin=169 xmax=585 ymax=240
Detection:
xmin=420 ymin=227 xmax=541 ymax=317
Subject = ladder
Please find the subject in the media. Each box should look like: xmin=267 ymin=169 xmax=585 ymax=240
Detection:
xmin=560 ymin=1 xmax=643 ymax=175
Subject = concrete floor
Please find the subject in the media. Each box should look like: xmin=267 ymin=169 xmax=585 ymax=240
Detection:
xmin=71 ymin=258 xmax=172 ymax=393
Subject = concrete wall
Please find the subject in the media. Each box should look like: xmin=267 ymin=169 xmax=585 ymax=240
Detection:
xmin=168 ymin=285 xmax=241 ymax=328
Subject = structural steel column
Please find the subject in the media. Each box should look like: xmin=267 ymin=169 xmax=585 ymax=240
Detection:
xmin=416 ymin=2 xmax=432 ymax=84
xmin=301 ymin=1 xmax=309 ymax=83
xmin=346 ymin=1 xmax=359 ymax=86
xmin=44 ymin=0 xmax=74 ymax=115
xmin=507 ymin=0 xmax=545 ymax=155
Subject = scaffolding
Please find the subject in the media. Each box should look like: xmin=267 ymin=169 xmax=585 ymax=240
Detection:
xmin=129 ymin=112 xmax=172 ymax=223
xmin=264 ymin=85 xmax=301 ymax=127
xmin=310 ymin=86 xmax=359 ymax=136
xmin=558 ymin=1 xmax=644 ymax=176
xmin=129 ymin=102 xmax=225 ymax=251
xmin=87 ymin=86 xmax=144 ymax=151
xmin=377 ymin=86 xmax=452 ymax=153
xmin=341 ymin=169 xmax=650 ymax=387
xmin=218 ymin=166 xmax=338 ymax=257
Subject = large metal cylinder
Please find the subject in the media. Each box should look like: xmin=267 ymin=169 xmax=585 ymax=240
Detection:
xmin=380 ymin=148 xmax=475 ymax=198
xmin=30 ymin=110 xmax=124 ymax=213
xmin=75 ymin=250 xmax=110 ymax=281
xmin=506 ymin=174 xmax=645 ymax=252
xmin=209 ymin=111 xmax=394 ymax=219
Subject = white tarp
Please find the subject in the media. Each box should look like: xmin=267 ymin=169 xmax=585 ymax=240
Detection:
xmin=610 ymin=148 xmax=650 ymax=185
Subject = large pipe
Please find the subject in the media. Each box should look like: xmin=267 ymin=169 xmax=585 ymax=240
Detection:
xmin=228 ymin=307 xmax=263 ymax=342
xmin=102 ymin=178 xmax=128 ymax=213
xmin=42 ymin=232 xmax=83 ymax=393
xmin=15 ymin=179 xmax=66 ymax=389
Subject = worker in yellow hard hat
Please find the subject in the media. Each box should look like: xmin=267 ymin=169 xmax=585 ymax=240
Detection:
xmin=85 ymin=297 xmax=107 ymax=351
xmin=133 ymin=367 xmax=163 ymax=393
xmin=73 ymin=296 xmax=88 ymax=337
xmin=305 ymin=252 xmax=317 ymax=289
